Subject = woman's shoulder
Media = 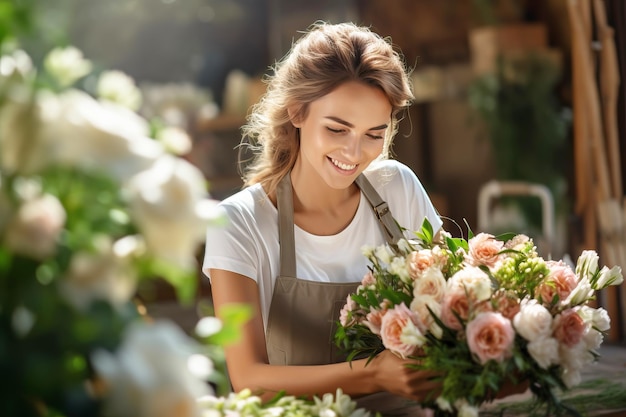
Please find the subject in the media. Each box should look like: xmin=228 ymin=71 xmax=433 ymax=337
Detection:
xmin=216 ymin=184 xmax=274 ymax=218
xmin=363 ymin=158 xmax=418 ymax=188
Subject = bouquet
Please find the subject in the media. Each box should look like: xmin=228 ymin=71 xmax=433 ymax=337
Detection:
xmin=335 ymin=219 xmax=623 ymax=416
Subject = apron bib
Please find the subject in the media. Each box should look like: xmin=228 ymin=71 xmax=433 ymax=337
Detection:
xmin=265 ymin=173 xmax=432 ymax=416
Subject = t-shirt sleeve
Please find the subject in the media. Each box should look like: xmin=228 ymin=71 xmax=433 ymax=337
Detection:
xmin=202 ymin=201 xmax=260 ymax=283
xmin=388 ymin=160 xmax=444 ymax=235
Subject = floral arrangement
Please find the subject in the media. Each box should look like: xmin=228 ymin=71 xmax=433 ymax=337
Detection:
xmin=197 ymin=388 xmax=374 ymax=417
xmin=335 ymin=219 xmax=623 ymax=416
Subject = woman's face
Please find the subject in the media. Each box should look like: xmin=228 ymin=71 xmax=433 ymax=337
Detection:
xmin=292 ymin=81 xmax=392 ymax=190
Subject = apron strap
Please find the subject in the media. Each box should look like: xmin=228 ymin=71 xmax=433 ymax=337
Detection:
xmin=276 ymin=172 xmax=404 ymax=278
xmin=277 ymin=172 xmax=297 ymax=278
xmin=355 ymin=174 xmax=405 ymax=245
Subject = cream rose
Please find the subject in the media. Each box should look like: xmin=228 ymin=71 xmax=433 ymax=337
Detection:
xmin=410 ymin=295 xmax=443 ymax=338
xmin=4 ymin=193 xmax=66 ymax=260
xmin=125 ymin=155 xmax=221 ymax=269
xmin=466 ymin=311 xmax=515 ymax=364
xmin=412 ymin=266 xmax=447 ymax=302
xmin=91 ymin=320 xmax=212 ymax=417
xmin=407 ymin=249 xmax=435 ymax=281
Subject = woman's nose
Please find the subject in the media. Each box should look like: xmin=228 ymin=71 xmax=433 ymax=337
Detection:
xmin=342 ymin=135 xmax=361 ymax=160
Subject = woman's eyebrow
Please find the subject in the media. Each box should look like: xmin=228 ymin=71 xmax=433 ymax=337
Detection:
xmin=324 ymin=116 xmax=388 ymax=131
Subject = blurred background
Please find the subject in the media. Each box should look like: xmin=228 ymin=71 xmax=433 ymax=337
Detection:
xmin=7 ymin=0 xmax=626 ymax=343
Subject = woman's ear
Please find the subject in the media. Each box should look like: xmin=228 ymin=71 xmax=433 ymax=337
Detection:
xmin=287 ymin=106 xmax=302 ymax=128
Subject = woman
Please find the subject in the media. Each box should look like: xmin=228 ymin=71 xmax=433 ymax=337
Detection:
xmin=203 ymin=21 xmax=444 ymax=414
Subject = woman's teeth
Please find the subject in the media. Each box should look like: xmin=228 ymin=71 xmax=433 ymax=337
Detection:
xmin=330 ymin=158 xmax=356 ymax=170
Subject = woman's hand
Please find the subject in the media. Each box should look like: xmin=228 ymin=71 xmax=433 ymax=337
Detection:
xmin=369 ymin=350 xmax=442 ymax=402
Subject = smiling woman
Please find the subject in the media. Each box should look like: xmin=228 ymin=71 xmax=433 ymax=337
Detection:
xmin=202 ymin=21 xmax=444 ymax=416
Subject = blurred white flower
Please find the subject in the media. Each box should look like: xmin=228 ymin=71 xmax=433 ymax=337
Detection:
xmin=0 ymin=49 xmax=33 ymax=89
xmin=125 ymin=155 xmax=221 ymax=268
xmin=157 ymin=125 xmax=193 ymax=156
xmin=4 ymin=193 xmax=66 ymax=260
xmin=97 ymin=70 xmax=142 ymax=111
xmin=0 ymin=90 xmax=43 ymax=174
xmin=91 ymin=320 xmax=212 ymax=417
xmin=58 ymin=235 xmax=138 ymax=311
xmin=44 ymin=46 xmax=92 ymax=87
xmin=11 ymin=305 xmax=35 ymax=338
xmin=37 ymin=89 xmax=163 ymax=179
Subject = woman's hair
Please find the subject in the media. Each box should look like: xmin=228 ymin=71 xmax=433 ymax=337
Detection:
xmin=240 ymin=21 xmax=414 ymax=195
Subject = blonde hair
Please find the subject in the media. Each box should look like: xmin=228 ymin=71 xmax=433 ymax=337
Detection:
xmin=240 ymin=21 xmax=414 ymax=196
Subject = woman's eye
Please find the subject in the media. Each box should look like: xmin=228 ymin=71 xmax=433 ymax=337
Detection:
xmin=367 ymin=133 xmax=384 ymax=140
xmin=327 ymin=127 xmax=345 ymax=134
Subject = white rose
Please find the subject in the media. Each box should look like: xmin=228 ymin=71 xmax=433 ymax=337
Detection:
xmin=97 ymin=70 xmax=142 ymax=110
xmin=527 ymin=336 xmax=559 ymax=369
xmin=37 ymin=90 xmax=164 ymax=179
xmin=125 ymin=155 xmax=221 ymax=268
xmin=583 ymin=327 xmax=603 ymax=351
xmin=91 ymin=320 xmax=212 ymax=417
xmin=58 ymin=235 xmax=138 ymax=311
xmin=559 ymin=342 xmax=593 ymax=375
xmin=397 ymin=238 xmax=413 ymax=254
xmin=448 ymin=266 xmax=492 ymax=301
xmin=513 ymin=299 xmax=553 ymax=342
xmin=43 ymin=45 xmax=92 ymax=87
xmin=4 ymin=193 xmax=66 ymax=260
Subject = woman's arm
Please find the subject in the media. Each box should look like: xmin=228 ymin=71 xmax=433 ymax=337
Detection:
xmin=209 ymin=268 xmax=441 ymax=402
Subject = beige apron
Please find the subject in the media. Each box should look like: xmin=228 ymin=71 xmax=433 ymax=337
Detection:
xmin=265 ymin=173 xmax=432 ymax=417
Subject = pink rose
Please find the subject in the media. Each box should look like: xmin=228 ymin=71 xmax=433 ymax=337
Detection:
xmin=380 ymin=303 xmax=420 ymax=358
xmin=441 ymin=286 xmax=470 ymax=331
xmin=363 ymin=300 xmax=391 ymax=335
xmin=466 ymin=233 xmax=503 ymax=268
xmin=339 ymin=294 xmax=358 ymax=327
xmin=466 ymin=312 xmax=515 ymax=364
xmin=490 ymin=290 xmax=521 ymax=320
xmin=361 ymin=271 xmax=376 ymax=287
xmin=407 ymin=250 xmax=435 ymax=280
xmin=538 ymin=260 xmax=578 ymax=305
xmin=553 ymin=308 xmax=587 ymax=348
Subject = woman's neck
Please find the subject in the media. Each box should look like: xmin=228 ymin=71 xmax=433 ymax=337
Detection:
xmin=288 ymin=161 xmax=361 ymax=235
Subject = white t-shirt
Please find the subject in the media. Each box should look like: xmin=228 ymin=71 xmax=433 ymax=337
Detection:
xmin=202 ymin=159 xmax=442 ymax=330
